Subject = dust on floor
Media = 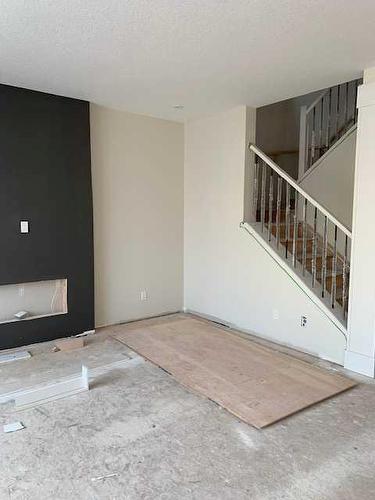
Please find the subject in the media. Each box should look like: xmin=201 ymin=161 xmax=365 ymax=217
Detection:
xmin=0 ymin=313 xmax=375 ymax=500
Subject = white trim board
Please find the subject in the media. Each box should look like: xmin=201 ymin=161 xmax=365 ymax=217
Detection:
xmin=0 ymin=351 xmax=31 ymax=365
xmin=15 ymin=365 xmax=89 ymax=411
xmin=0 ymin=356 xmax=144 ymax=411
xmin=344 ymin=350 xmax=375 ymax=378
xmin=95 ymin=310 xmax=182 ymax=329
xmin=88 ymin=356 xmax=144 ymax=378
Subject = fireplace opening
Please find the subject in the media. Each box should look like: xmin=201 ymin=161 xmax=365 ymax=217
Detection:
xmin=0 ymin=279 xmax=68 ymax=324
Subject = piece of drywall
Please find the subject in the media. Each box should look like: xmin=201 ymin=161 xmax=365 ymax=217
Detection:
xmin=0 ymin=84 xmax=94 ymax=350
xmin=90 ymin=104 xmax=184 ymax=327
xmin=299 ymin=129 xmax=356 ymax=229
xmin=184 ymin=106 xmax=347 ymax=364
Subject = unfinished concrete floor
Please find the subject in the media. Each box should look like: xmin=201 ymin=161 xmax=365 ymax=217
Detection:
xmin=0 ymin=313 xmax=374 ymax=500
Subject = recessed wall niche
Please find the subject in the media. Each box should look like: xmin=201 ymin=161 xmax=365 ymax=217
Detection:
xmin=0 ymin=279 xmax=68 ymax=324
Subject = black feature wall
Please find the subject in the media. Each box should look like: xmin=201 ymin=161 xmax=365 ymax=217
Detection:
xmin=0 ymin=84 xmax=94 ymax=350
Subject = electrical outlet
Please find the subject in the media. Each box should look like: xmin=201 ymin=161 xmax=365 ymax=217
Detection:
xmin=272 ymin=309 xmax=279 ymax=320
xmin=301 ymin=315 xmax=307 ymax=327
xmin=140 ymin=290 xmax=148 ymax=301
xmin=18 ymin=285 xmax=25 ymax=297
xmin=20 ymin=221 xmax=29 ymax=233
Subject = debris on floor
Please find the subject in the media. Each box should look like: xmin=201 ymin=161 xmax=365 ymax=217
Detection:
xmin=0 ymin=358 xmax=143 ymax=409
xmin=3 ymin=421 xmax=25 ymax=433
xmin=54 ymin=337 xmax=85 ymax=352
xmin=91 ymin=473 xmax=119 ymax=482
xmin=0 ymin=351 xmax=31 ymax=365
xmin=14 ymin=310 xmax=29 ymax=320
xmin=14 ymin=365 xmax=89 ymax=410
xmin=75 ymin=329 xmax=95 ymax=338
xmin=0 ymin=315 xmax=371 ymax=500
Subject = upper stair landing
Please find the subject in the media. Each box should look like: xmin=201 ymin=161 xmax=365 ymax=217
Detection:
xmin=298 ymin=79 xmax=361 ymax=180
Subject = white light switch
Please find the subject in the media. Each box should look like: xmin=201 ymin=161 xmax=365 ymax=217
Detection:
xmin=20 ymin=221 xmax=29 ymax=234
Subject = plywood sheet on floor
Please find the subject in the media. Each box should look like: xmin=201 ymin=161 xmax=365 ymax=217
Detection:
xmin=116 ymin=317 xmax=356 ymax=428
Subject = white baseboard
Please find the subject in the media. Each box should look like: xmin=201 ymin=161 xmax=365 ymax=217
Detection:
xmin=344 ymin=349 xmax=375 ymax=378
xmin=184 ymin=308 xmax=342 ymax=365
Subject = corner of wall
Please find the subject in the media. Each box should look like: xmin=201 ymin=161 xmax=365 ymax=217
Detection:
xmin=183 ymin=104 xmax=347 ymax=367
xmin=363 ymin=67 xmax=375 ymax=84
xmin=243 ymin=106 xmax=257 ymax=223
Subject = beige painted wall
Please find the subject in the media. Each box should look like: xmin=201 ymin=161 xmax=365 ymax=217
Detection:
xmin=91 ymin=104 xmax=184 ymax=327
xmin=364 ymin=67 xmax=375 ymax=83
xmin=184 ymin=106 xmax=346 ymax=364
xmin=299 ymin=128 xmax=356 ymax=230
xmin=91 ymin=101 xmax=347 ymax=364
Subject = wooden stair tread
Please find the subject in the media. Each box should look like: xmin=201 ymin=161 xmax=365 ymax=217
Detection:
xmin=254 ymin=171 xmax=352 ymax=314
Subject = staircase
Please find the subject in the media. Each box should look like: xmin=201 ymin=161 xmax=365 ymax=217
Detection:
xmin=241 ymin=80 xmax=360 ymax=330
xmin=268 ymin=214 xmax=347 ymax=308
xmin=242 ymin=144 xmax=352 ymax=329
xmin=299 ymin=78 xmax=361 ymax=180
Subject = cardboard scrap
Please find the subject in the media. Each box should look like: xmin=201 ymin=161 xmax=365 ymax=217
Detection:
xmin=54 ymin=337 xmax=84 ymax=352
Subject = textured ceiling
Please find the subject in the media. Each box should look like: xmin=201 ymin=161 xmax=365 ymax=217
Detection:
xmin=0 ymin=0 xmax=374 ymax=122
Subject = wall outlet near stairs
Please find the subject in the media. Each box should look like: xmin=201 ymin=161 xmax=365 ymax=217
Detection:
xmin=140 ymin=290 xmax=148 ymax=301
xmin=301 ymin=316 xmax=307 ymax=327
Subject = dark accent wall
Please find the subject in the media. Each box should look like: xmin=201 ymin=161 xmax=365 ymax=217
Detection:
xmin=0 ymin=84 xmax=94 ymax=350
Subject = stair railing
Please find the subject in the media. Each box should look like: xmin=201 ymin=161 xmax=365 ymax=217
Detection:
xmin=251 ymin=144 xmax=352 ymax=320
xmin=298 ymin=79 xmax=361 ymax=179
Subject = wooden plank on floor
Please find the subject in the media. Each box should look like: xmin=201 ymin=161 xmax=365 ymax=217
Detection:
xmin=115 ymin=317 xmax=356 ymax=428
